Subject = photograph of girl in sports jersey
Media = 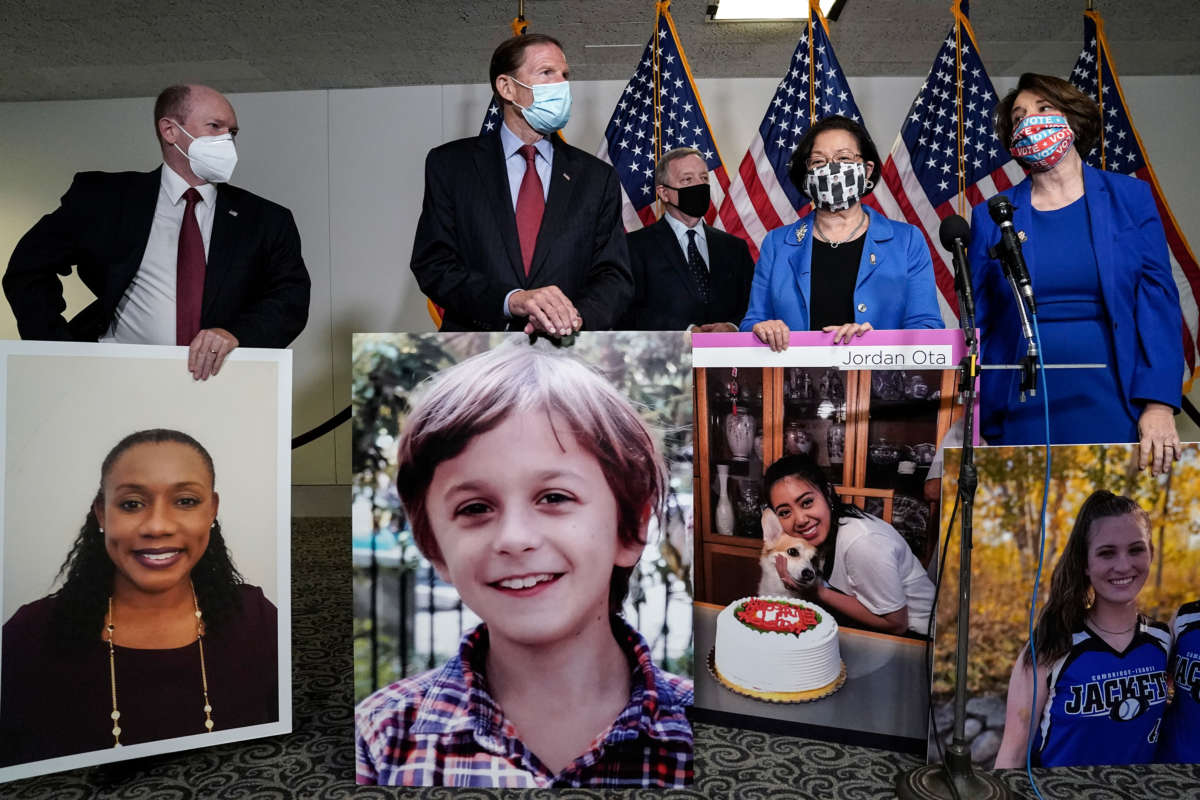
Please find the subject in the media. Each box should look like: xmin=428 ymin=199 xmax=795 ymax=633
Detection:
xmin=1159 ymin=599 xmax=1200 ymax=764
xmin=931 ymin=443 xmax=1200 ymax=769
xmin=993 ymin=490 xmax=1169 ymax=768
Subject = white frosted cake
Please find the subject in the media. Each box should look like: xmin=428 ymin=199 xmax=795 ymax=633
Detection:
xmin=713 ymin=595 xmax=842 ymax=696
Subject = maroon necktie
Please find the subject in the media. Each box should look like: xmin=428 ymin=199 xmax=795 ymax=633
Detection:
xmin=514 ymin=144 xmax=544 ymax=276
xmin=176 ymin=187 xmax=206 ymax=345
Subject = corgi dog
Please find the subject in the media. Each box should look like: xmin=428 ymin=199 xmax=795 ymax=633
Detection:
xmin=757 ymin=507 xmax=820 ymax=597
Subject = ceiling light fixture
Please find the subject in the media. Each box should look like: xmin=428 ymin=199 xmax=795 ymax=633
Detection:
xmin=706 ymin=0 xmax=848 ymax=22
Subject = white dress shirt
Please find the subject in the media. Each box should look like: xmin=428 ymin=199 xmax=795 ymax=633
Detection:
xmin=500 ymin=121 xmax=553 ymax=208
xmin=100 ymin=164 xmax=217 ymax=344
xmin=663 ymin=211 xmax=709 ymax=269
xmin=499 ymin=121 xmax=554 ymax=316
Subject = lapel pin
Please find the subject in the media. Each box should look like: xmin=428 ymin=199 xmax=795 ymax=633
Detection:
xmin=228 ymin=209 xmax=238 ymax=217
xmin=1017 ymin=230 xmax=1027 ymax=242
xmin=563 ymin=173 xmax=571 ymax=181
xmin=795 ymin=223 xmax=807 ymax=243
xmin=870 ymin=253 xmax=876 ymax=264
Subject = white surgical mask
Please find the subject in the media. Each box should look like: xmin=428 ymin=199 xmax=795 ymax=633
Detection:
xmin=171 ymin=120 xmax=238 ymax=183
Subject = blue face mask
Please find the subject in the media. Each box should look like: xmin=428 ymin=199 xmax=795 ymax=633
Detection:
xmin=509 ymin=77 xmax=572 ymax=134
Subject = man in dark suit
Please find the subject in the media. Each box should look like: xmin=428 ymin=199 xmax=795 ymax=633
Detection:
xmin=410 ymin=34 xmax=632 ymax=333
xmin=4 ymin=84 xmax=310 ymax=380
xmin=620 ymin=148 xmax=754 ymax=331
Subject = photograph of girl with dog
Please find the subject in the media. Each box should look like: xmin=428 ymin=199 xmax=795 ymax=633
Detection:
xmin=933 ymin=443 xmax=1200 ymax=768
xmin=761 ymin=453 xmax=935 ymax=638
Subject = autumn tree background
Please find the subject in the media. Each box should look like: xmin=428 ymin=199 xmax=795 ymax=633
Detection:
xmin=934 ymin=443 xmax=1200 ymax=705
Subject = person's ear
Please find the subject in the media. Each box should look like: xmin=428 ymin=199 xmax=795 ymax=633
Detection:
xmin=93 ymin=498 xmax=106 ymax=532
xmin=159 ymin=118 xmax=180 ymax=145
xmin=211 ymin=491 xmax=220 ymax=529
xmin=864 ymin=160 xmax=875 ymax=184
xmin=495 ymin=75 xmax=519 ymax=105
xmin=430 ymin=557 xmax=454 ymax=585
xmin=615 ymin=505 xmax=653 ymax=569
xmin=655 ymin=183 xmax=671 ymax=206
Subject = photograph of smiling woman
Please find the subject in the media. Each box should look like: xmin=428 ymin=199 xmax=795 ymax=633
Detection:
xmin=0 ymin=429 xmax=278 ymax=767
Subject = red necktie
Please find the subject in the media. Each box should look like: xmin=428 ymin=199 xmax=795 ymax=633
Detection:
xmin=176 ymin=187 xmax=206 ymax=345
xmin=514 ymin=144 xmax=544 ymax=276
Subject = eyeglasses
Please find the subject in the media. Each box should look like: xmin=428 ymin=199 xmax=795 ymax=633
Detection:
xmin=806 ymin=151 xmax=862 ymax=170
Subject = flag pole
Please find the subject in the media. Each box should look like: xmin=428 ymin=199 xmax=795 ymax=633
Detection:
xmin=895 ymin=2 xmax=1017 ymax=788
xmin=512 ymin=0 xmax=528 ymax=36
xmin=653 ymin=1 xmax=665 ymax=218
xmin=807 ymin=1 xmax=817 ymax=123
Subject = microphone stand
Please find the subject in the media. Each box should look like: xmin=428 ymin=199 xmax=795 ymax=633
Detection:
xmin=992 ymin=243 xmax=1040 ymax=400
xmin=897 ymin=241 xmax=1014 ymax=800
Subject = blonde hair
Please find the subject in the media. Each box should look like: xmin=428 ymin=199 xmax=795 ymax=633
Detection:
xmin=394 ymin=342 xmax=666 ymax=614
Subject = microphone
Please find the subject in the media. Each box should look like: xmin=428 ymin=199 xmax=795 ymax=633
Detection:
xmin=987 ymin=195 xmax=1036 ymax=314
xmin=938 ymin=214 xmax=976 ymax=331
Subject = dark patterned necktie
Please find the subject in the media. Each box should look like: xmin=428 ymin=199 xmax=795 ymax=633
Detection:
xmin=515 ymin=144 xmax=545 ymax=276
xmin=686 ymin=229 xmax=711 ymax=303
xmin=176 ymin=187 xmax=205 ymax=345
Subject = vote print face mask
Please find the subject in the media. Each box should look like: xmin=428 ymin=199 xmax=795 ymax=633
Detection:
xmin=804 ymin=161 xmax=869 ymax=212
xmin=509 ymin=77 xmax=573 ymax=134
xmin=1009 ymin=114 xmax=1075 ymax=172
xmin=171 ymin=121 xmax=238 ymax=183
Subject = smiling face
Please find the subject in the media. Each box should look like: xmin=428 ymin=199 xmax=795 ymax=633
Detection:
xmin=96 ymin=441 xmax=217 ymax=601
xmin=424 ymin=412 xmax=643 ymax=649
xmin=768 ymin=476 xmax=833 ymax=547
xmin=1085 ymin=512 xmax=1152 ymax=608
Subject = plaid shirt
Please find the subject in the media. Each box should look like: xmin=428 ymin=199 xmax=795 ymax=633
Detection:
xmin=355 ymin=617 xmax=694 ymax=787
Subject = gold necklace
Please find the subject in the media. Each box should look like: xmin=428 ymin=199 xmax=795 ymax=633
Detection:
xmin=1087 ymin=612 xmax=1138 ymax=635
xmin=814 ymin=210 xmax=868 ymax=249
xmin=104 ymin=586 xmax=214 ymax=747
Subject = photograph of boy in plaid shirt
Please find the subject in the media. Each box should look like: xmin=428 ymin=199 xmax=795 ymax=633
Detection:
xmin=354 ymin=341 xmax=693 ymax=787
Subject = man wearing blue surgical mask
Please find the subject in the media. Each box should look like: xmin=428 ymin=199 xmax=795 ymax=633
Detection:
xmin=411 ymin=34 xmax=632 ymax=333
xmin=4 ymin=84 xmax=311 ymax=380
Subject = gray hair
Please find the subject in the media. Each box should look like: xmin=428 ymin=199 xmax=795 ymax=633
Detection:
xmin=654 ymin=147 xmax=705 ymax=187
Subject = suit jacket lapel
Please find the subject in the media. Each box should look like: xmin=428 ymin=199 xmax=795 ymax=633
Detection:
xmin=474 ymin=134 xmax=525 ymax=285
xmin=854 ymin=208 xmax=886 ymax=292
xmin=788 ymin=215 xmax=815 ymax=326
xmin=110 ymin=169 xmax=162 ymax=308
xmin=528 ymin=136 xmax=577 ymax=283
xmin=203 ymin=184 xmax=239 ymax=320
xmin=1012 ymin=179 xmax=1037 ymax=291
xmin=1081 ymin=165 xmax=1115 ymax=310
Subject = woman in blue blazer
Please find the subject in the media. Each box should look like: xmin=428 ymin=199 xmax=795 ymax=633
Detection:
xmin=969 ymin=73 xmax=1182 ymax=473
xmin=739 ymin=116 xmax=944 ymax=350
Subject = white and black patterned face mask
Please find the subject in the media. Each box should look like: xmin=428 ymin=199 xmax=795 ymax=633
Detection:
xmin=804 ymin=161 xmax=868 ymax=212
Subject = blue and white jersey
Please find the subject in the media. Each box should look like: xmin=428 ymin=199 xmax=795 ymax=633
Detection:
xmin=1033 ymin=619 xmax=1171 ymax=767
xmin=1159 ymin=600 xmax=1200 ymax=763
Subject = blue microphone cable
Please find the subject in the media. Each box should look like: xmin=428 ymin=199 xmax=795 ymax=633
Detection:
xmin=1023 ymin=314 xmax=1052 ymax=800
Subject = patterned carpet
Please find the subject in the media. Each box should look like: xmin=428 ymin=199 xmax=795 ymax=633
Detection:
xmin=2 ymin=518 xmax=1197 ymax=799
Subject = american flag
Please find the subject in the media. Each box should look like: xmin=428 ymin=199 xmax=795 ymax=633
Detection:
xmin=480 ymin=100 xmax=501 ymax=136
xmin=1070 ymin=9 xmax=1200 ymax=383
xmin=871 ymin=0 xmax=1025 ymax=325
xmin=596 ymin=2 xmax=729 ymax=231
xmin=714 ymin=2 xmax=866 ymax=260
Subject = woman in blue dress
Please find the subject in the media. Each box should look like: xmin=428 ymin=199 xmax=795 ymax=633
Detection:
xmin=968 ymin=73 xmax=1182 ymax=473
